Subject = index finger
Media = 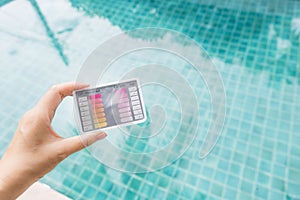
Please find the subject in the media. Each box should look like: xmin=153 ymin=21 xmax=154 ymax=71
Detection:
xmin=37 ymin=82 xmax=89 ymax=120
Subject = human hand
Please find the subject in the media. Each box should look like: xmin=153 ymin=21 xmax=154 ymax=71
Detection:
xmin=0 ymin=82 xmax=106 ymax=200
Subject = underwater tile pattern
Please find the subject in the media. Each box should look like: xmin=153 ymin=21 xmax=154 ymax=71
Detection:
xmin=0 ymin=0 xmax=300 ymax=199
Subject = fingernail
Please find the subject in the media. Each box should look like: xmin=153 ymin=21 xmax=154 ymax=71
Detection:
xmin=96 ymin=132 xmax=107 ymax=140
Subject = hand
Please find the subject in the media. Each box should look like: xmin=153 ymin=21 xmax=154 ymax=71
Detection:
xmin=0 ymin=82 xmax=106 ymax=200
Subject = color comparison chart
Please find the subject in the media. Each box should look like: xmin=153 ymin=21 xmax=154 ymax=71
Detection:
xmin=74 ymin=79 xmax=146 ymax=132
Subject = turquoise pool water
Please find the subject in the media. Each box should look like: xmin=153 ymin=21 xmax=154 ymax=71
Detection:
xmin=0 ymin=0 xmax=300 ymax=199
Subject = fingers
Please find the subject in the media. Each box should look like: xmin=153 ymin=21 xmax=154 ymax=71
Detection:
xmin=37 ymin=82 xmax=89 ymax=120
xmin=57 ymin=132 xmax=107 ymax=156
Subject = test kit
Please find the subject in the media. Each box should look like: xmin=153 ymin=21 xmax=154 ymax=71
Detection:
xmin=73 ymin=79 xmax=147 ymax=133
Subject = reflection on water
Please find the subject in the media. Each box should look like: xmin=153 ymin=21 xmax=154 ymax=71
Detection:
xmin=70 ymin=0 xmax=300 ymax=84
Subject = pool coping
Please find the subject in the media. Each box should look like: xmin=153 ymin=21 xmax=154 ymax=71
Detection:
xmin=17 ymin=182 xmax=71 ymax=200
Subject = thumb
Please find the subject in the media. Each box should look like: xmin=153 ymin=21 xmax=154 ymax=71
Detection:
xmin=57 ymin=132 xmax=107 ymax=156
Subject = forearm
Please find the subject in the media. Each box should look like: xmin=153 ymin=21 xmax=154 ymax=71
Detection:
xmin=0 ymin=177 xmax=16 ymax=200
xmin=0 ymin=158 xmax=36 ymax=200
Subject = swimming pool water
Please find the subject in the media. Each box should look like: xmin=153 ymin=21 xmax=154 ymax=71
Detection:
xmin=0 ymin=0 xmax=299 ymax=199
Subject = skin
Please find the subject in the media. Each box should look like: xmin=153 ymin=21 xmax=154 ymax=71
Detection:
xmin=0 ymin=82 xmax=106 ymax=200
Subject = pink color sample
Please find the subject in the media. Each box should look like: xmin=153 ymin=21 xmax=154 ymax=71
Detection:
xmin=89 ymin=93 xmax=101 ymax=99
